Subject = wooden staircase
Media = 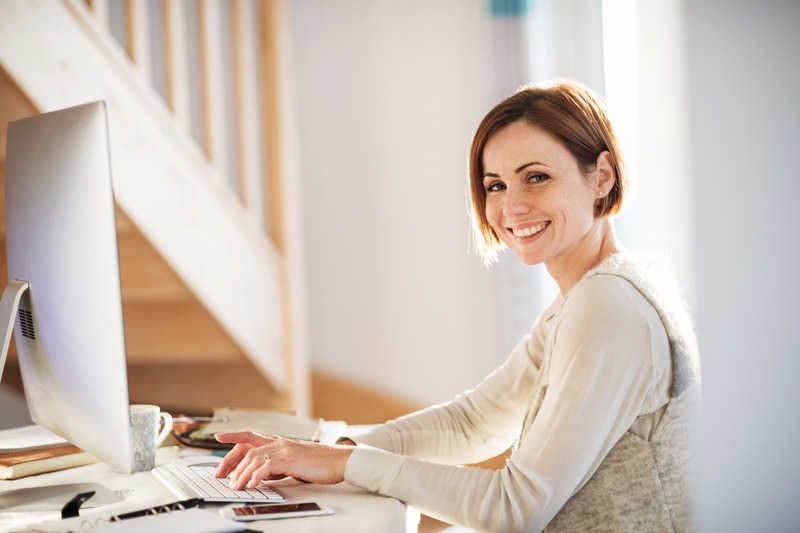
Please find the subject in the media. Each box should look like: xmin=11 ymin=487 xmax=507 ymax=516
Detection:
xmin=0 ymin=0 xmax=308 ymax=415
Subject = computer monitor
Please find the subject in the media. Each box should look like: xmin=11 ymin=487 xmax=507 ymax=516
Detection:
xmin=0 ymin=101 xmax=134 ymax=474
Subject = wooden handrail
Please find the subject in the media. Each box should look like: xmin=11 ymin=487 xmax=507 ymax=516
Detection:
xmin=162 ymin=0 xmax=192 ymax=132
xmin=80 ymin=0 xmax=306 ymax=412
xmin=125 ymin=0 xmax=152 ymax=83
xmin=260 ymin=0 xmax=285 ymax=252
xmin=82 ymin=0 xmax=274 ymax=231
xmin=232 ymin=0 xmax=262 ymax=213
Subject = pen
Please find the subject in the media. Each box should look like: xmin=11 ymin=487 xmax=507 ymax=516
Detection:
xmin=172 ymin=416 xmax=229 ymax=423
xmin=52 ymin=498 xmax=206 ymax=530
xmin=111 ymin=498 xmax=204 ymax=521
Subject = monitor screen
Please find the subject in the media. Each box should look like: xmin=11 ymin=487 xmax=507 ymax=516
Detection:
xmin=2 ymin=101 xmax=134 ymax=474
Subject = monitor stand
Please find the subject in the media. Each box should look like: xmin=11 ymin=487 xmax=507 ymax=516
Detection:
xmin=0 ymin=280 xmax=29 ymax=385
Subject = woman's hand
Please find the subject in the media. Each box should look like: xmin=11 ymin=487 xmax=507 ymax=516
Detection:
xmin=214 ymin=431 xmax=355 ymax=490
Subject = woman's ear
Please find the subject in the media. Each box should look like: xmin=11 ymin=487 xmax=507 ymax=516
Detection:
xmin=595 ymin=151 xmax=616 ymax=196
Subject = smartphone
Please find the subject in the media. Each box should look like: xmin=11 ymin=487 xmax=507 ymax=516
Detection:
xmin=219 ymin=502 xmax=334 ymax=521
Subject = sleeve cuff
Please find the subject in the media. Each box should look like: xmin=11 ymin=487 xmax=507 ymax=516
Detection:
xmin=344 ymin=445 xmax=409 ymax=498
xmin=341 ymin=425 xmax=397 ymax=452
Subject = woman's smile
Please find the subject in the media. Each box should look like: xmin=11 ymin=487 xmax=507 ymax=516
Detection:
xmin=510 ymin=221 xmax=550 ymax=239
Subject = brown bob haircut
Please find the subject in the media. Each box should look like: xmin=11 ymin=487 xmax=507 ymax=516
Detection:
xmin=468 ymin=79 xmax=631 ymax=263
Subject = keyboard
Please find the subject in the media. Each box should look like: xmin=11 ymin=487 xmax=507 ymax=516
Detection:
xmin=153 ymin=462 xmax=286 ymax=503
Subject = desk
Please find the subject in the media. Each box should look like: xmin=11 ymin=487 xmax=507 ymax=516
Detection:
xmin=0 ymin=447 xmax=418 ymax=533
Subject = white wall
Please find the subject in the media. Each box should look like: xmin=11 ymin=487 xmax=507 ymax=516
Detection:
xmin=686 ymin=1 xmax=800 ymax=530
xmin=288 ymin=0 xmax=510 ymax=407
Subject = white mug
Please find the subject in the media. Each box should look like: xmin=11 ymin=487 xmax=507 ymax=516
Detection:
xmin=130 ymin=404 xmax=173 ymax=472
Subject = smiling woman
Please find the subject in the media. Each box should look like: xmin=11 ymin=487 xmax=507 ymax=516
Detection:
xmin=481 ymin=120 xmax=618 ymax=293
xmin=214 ymin=79 xmax=701 ymax=533
xmin=468 ymin=80 xmax=631 ymax=267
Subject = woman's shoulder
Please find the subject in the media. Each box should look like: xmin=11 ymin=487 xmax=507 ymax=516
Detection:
xmin=582 ymin=252 xmax=686 ymax=305
xmin=551 ymin=264 xmax=669 ymax=386
xmin=555 ymin=253 xmax=683 ymax=342
xmin=561 ymin=271 xmax=658 ymax=331
xmin=584 ymin=252 xmax=673 ymax=288
xmin=582 ymin=252 xmax=695 ymax=340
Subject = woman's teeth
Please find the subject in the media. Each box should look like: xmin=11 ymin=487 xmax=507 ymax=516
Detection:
xmin=513 ymin=222 xmax=548 ymax=238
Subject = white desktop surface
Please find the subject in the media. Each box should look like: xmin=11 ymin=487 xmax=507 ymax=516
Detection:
xmin=0 ymin=446 xmax=418 ymax=533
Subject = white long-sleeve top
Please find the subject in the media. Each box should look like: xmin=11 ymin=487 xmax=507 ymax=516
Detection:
xmin=343 ymin=270 xmax=673 ymax=532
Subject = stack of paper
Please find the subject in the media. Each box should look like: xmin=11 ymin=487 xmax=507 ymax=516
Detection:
xmin=201 ymin=408 xmax=348 ymax=444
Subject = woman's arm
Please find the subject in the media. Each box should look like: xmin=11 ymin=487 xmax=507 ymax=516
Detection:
xmin=344 ymin=276 xmax=665 ymax=532
xmin=213 ymin=332 xmax=541 ymax=489
xmin=213 ymin=312 xmax=549 ymax=490
xmin=351 ymin=331 xmax=543 ymax=465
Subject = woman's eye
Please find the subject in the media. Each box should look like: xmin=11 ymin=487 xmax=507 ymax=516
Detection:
xmin=528 ymin=173 xmax=549 ymax=184
xmin=485 ymin=182 xmax=506 ymax=192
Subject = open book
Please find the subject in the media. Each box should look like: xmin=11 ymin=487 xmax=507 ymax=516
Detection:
xmin=0 ymin=425 xmax=97 ymax=479
xmin=0 ymin=444 xmax=97 ymax=480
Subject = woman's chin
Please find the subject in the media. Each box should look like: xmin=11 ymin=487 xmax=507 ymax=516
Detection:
xmin=514 ymin=251 xmax=546 ymax=266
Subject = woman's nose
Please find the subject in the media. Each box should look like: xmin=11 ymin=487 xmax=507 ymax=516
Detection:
xmin=503 ymin=188 xmax=532 ymax=217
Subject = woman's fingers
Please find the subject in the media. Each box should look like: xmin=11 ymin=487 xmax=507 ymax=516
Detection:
xmin=230 ymin=445 xmax=272 ymax=490
xmin=214 ymin=433 xmax=356 ymax=488
xmin=214 ymin=431 xmax=276 ymax=479
xmin=246 ymin=462 xmax=279 ymax=488
xmin=214 ymin=442 xmax=248 ymax=478
xmin=215 ymin=431 xmax=274 ymax=445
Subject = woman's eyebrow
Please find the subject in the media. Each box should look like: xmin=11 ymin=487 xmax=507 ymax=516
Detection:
xmin=483 ymin=161 xmax=546 ymax=180
xmin=515 ymin=161 xmax=544 ymax=173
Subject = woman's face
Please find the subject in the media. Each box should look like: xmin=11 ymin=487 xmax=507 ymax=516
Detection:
xmin=482 ymin=120 xmax=604 ymax=268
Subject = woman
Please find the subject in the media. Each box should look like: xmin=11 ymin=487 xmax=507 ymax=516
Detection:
xmin=215 ymin=79 xmax=701 ymax=532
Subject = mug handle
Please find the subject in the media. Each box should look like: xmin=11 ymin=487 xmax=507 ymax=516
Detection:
xmin=156 ymin=411 xmax=173 ymax=447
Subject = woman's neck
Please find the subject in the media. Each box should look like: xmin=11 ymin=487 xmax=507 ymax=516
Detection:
xmin=546 ymin=219 xmax=622 ymax=295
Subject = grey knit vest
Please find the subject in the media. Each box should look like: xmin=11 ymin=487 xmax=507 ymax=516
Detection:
xmin=527 ymin=255 xmax=702 ymax=532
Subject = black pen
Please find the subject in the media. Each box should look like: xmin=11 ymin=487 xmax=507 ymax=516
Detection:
xmin=110 ymin=498 xmax=205 ymax=521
